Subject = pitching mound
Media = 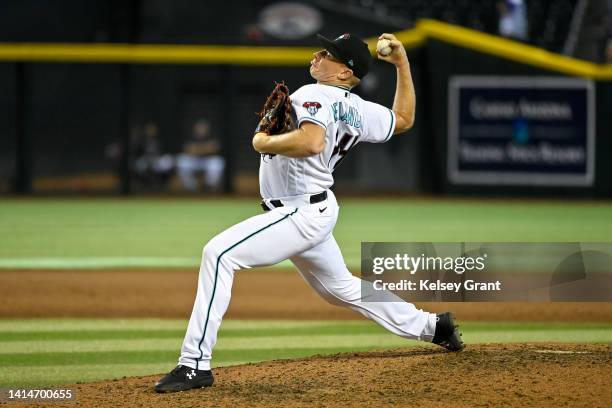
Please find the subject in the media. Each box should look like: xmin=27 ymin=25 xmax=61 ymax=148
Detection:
xmin=39 ymin=343 xmax=612 ymax=408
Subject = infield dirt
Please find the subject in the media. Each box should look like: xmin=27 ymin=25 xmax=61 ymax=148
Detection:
xmin=6 ymin=344 xmax=611 ymax=408
xmin=1 ymin=268 xmax=611 ymax=321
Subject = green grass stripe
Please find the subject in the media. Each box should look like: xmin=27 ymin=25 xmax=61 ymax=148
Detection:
xmin=0 ymin=361 xmax=253 ymax=388
xmin=1 ymin=199 xmax=612 ymax=269
xmin=0 ymin=325 xmax=389 ymax=342
xmin=0 ymin=362 xmax=175 ymax=387
xmin=2 ymin=319 xmax=611 ymax=334
xmin=1 ymin=318 xmax=612 ymax=388
xmin=0 ymin=319 xmax=370 ymax=332
xmin=4 ymin=332 xmax=607 ymax=370
xmin=459 ymin=321 xmax=612 ymax=331
xmin=461 ymin=322 xmax=612 ymax=343
xmin=0 ymin=347 xmax=387 ymax=368
xmin=462 ymin=329 xmax=612 ymax=344
xmin=0 ymin=257 xmax=200 ymax=269
xmin=2 ymin=325 xmax=611 ymax=355
xmin=0 ymin=333 xmax=413 ymax=354
xmin=0 ymin=319 xmax=187 ymax=332
xmin=2 ymin=322 xmax=612 ymax=342
xmin=0 ymin=329 xmax=186 ymax=342
xmin=2 ymin=324 xmax=611 ymax=369
xmin=0 ymin=258 xmax=317 ymax=270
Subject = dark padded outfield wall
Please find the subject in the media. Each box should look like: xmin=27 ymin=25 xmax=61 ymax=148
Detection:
xmin=1 ymin=19 xmax=610 ymax=196
xmin=420 ymin=37 xmax=612 ymax=197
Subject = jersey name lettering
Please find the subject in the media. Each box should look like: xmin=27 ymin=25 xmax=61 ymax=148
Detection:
xmin=331 ymin=102 xmax=362 ymax=129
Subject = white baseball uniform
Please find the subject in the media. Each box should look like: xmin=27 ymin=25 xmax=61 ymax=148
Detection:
xmin=179 ymin=83 xmax=437 ymax=371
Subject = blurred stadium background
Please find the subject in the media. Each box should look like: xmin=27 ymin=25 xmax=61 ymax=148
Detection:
xmin=1 ymin=0 xmax=612 ymax=393
xmin=0 ymin=0 xmax=611 ymax=197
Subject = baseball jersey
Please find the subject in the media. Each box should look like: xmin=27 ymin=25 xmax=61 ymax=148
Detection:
xmin=259 ymin=83 xmax=396 ymax=199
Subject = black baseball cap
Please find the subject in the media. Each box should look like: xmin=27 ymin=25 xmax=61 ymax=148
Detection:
xmin=316 ymin=33 xmax=372 ymax=79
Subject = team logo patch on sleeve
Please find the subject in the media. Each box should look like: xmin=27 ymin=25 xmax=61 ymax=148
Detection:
xmin=303 ymin=101 xmax=322 ymax=116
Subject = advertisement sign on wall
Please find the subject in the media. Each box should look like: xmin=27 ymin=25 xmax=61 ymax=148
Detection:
xmin=447 ymin=76 xmax=595 ymax=186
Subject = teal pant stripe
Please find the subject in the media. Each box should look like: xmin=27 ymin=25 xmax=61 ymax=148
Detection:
xmin=195 ymin=208 xmax=298 ymax=368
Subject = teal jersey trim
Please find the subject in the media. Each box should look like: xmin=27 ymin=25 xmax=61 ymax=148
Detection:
xmin=383 ymin=109 xmax=395 ymax=142
xmin=195 ymin=208 xmax=299 ymax=368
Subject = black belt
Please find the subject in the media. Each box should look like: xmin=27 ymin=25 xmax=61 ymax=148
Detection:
xmin=261 ymin=191 xmax=327 ymax=212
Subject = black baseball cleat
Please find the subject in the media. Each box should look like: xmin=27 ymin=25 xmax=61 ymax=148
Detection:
xmin=154 ymin=365 xmax=214 ymax=393
xmin=432 ymin=312 xmax=465 ymax=352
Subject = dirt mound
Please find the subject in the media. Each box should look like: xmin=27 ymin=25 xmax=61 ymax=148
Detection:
xmin=22 ymin=344 xmax=611 ymax=408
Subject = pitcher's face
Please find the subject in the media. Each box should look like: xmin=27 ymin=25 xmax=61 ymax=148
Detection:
xmin=309 ymin=50 xmax=348 ymax=81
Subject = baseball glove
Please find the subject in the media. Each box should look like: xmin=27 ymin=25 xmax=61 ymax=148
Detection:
xmin=255 ymin=81 xmax=296 ymax=135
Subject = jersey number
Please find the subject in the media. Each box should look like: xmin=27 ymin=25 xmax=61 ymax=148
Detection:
xmin=331 ymin=132 xmax=359 ymax=170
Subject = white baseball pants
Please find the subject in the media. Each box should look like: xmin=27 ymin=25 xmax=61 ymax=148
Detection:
xmin=179 ymin=190 xmax=437 ymax=370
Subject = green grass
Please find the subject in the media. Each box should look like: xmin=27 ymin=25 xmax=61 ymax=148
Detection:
xmin=0 ymin=319 xmax=611 ymax=387
xmin=0 ymin=198 xmax=611 ymax=269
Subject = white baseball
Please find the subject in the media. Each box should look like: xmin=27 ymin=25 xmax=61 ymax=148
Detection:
xmin=376 ymin=39 xmax=392 ymax=56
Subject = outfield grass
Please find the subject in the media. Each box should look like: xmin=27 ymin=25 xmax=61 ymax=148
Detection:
xmin=0 ymin=198 xmax=611 ymax=269
xmin=0 ymin=319 xmax=611 ymax=387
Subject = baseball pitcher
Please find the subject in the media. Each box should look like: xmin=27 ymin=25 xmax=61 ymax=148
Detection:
xmin=155 ymin=32 xmax=464 ymax=393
